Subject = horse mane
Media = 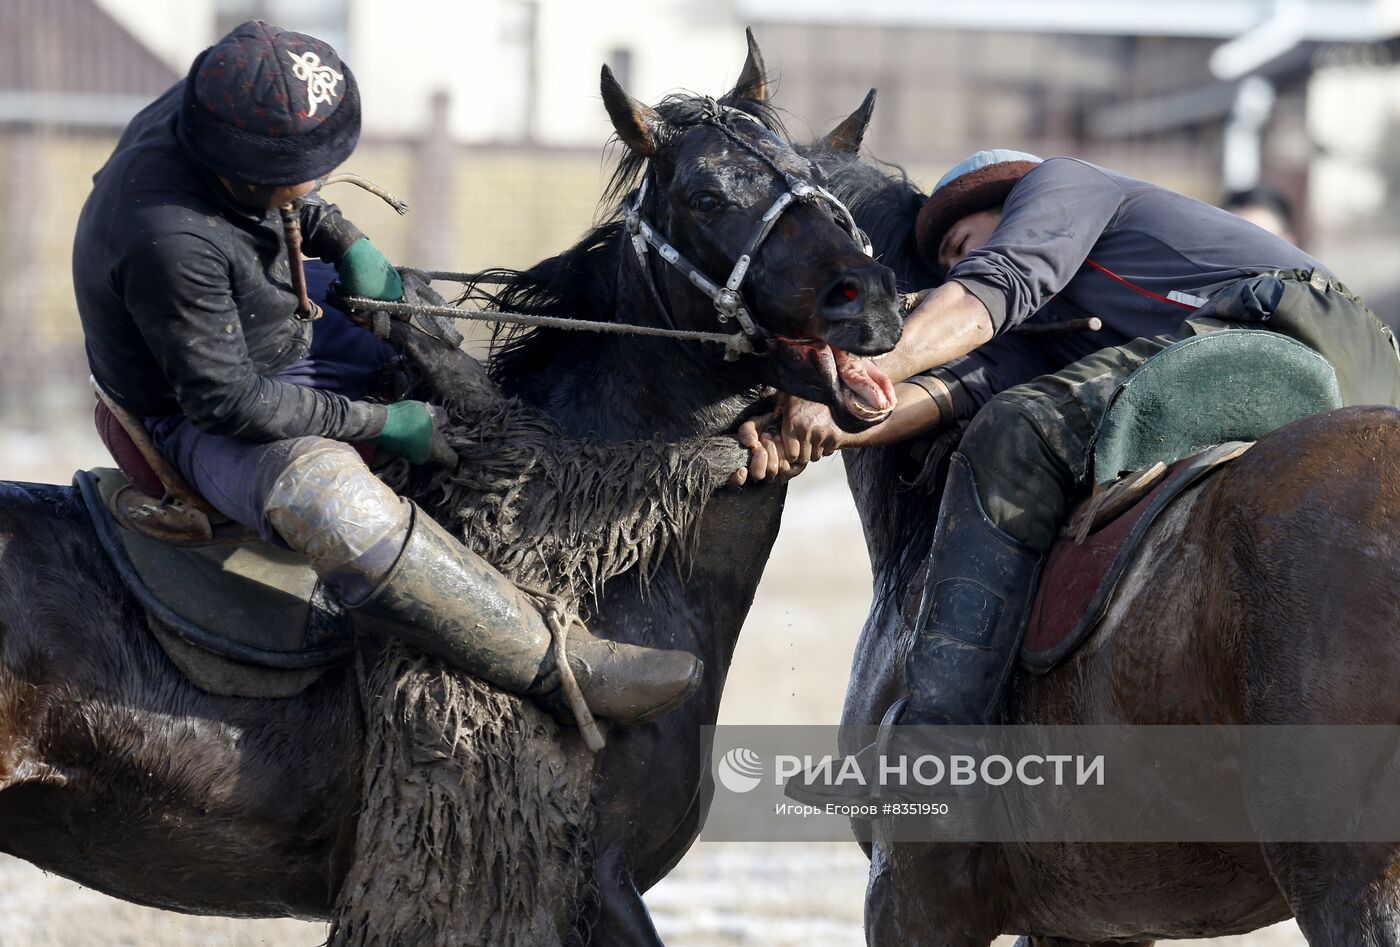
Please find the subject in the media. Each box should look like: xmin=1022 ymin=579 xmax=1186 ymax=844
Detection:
xmin=385 ymin=274 xmax=740 ymax=619
xmin=801 ymin=143 xmax=936 ymax=293
xmin=458 ymin=89 xmax=788 ymax=389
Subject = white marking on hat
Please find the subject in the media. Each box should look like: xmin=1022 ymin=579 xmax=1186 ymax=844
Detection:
xmin=287 ymin=50 xmax=344 ymax=117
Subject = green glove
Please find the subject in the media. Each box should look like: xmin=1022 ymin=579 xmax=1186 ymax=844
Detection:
xmin=374 ymin=401 xmax=455 ymax=466
xmin=337 ymin=237 xmax=404 ymax=301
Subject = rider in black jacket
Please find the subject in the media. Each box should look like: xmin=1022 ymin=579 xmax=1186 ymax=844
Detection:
xmin=75 ymin=83 xmax=384 ymax=441
xmin=74 ymin=20 xmax=701 ymax=726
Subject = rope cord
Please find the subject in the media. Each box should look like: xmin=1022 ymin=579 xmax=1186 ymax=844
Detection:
xmin=337 ymin=293 xmax=759 ymax=358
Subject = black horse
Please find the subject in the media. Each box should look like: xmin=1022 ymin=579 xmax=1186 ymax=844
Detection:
xmin=0 ymin=36 xmax=900 ymax=945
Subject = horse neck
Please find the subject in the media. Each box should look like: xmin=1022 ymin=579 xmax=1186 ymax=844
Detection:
xmin=816 ymin=151 xmax=942 ymax=593
xmin=844 ymin=441 xmax=942 ymax=612
xmin=516 ymin=272 xmax=759 ymax=441
xmin=506 ymin=270 xmax=781 ymax=685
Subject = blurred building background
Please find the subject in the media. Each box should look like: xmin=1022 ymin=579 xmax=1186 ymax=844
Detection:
xmin=0 ymin=2 xmax=1393 ymax=944
xmin=5 ymin=0 xmax=1400 ymax=453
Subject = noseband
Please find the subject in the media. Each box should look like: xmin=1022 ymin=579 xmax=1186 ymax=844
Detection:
xmin=622 ymin=99 xmax=872 ymax=359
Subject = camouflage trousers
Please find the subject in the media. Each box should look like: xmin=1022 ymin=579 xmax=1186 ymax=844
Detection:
xmin=959 ymin=269 xmax=1400 ymax=551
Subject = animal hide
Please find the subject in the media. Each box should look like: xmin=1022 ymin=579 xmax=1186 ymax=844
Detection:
xmin=329 ymin=273 xmax=740 ymax=946
xmin=329 ymin=644 xmax=597 ymax=946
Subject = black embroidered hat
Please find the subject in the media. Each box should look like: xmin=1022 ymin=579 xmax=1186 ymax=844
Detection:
xmin=177 ymin=20 xmax=361 ymax=187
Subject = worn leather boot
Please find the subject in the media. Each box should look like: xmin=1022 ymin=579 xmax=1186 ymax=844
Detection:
xmin=352 ymin=504 xmax=703 ymax=725
xmin=901 ymin=453 xmax=1043 ymax=728
xmin=784 ymin=453 xmax=1042 ymax=807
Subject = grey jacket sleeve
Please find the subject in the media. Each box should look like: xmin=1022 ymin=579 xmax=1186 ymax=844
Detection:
xmin=948 ymin=158 xmax=1127 ymax=333
xmin=914 ymin=332 xmax=1060 ymax=420
xmin=122 ymin=233 xmax=387 ymax=442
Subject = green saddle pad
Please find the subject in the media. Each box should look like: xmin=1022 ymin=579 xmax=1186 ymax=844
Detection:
xmin=1093 ymin=329 xmax=1342 ymax=485
xmin=76 ymin=467 xmax=352 ymax=669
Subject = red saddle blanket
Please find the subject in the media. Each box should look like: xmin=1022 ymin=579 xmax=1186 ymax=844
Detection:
xmin=1021 ymin=442 xmax=1249 ymax=671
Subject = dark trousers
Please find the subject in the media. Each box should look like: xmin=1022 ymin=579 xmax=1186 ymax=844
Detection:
xmin=959 ymin=270 xmax=1400 ymax=551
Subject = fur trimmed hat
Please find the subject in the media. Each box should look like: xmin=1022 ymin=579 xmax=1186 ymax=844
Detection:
xmin=177 ymin=20 xmax=360 ymax=187
xmin=914 ymin=150 xmax=1041 ymax=269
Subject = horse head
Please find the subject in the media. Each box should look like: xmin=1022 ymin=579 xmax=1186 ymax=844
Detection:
xmin=600 ymin=31 xmax=903 ymax=432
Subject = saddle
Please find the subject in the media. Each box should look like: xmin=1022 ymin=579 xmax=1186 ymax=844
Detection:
xmin=1019 ymin=329 xmax=1343 ymax=670
xmin=83 ymin=382 xmax=353 ymax=698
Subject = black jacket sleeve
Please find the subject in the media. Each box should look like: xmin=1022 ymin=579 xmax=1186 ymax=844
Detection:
xmin=298 ymin=196 xmax=366 ymax=264
xmin=949 ymin=158 xmax=1127 ymax=333
xmin=121 ymin=232 xmax=387 ymax=442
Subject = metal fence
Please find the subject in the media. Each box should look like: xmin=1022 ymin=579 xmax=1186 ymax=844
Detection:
xmin=8 ymin=4 xmax=1400 ymax=485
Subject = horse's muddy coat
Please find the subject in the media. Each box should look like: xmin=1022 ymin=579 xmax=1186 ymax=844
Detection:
xmin=814 ymin=140 xmax=1400 ymax=946
xmin=0 ymin=38 xmax=902 ymax=946
xmin=0 ymin=479 xmax=361 ymax=917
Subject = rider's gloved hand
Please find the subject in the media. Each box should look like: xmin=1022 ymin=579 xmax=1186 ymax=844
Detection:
xmin=337 ymin=237 xmax=404 ymax=301
xmin=374 ymin=401 xmax=458 ymax=468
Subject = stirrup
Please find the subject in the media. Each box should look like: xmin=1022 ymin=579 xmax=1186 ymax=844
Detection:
xmin=865 ymin=696 xmax=914 ymax=804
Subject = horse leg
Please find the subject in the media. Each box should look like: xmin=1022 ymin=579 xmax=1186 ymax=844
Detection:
xmin=865 ymin=843 xmax=999 ymax=947
xmin=587 ymin=849 xmax=664 ymax=947
xmin=1012 ymin=939 xmax=1156 ymax=947
xmin=1263 ymin=842 xmax=1400 ymax=946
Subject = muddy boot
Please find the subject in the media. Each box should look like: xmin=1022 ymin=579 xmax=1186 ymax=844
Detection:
xmin=784 ymin=453 xmax=1041 ymax=808
xmin=260 ymin=445 xmax=701 ymax=725
xmin=351 ymin=504 xmax=703 ymax=725
xmin=901 ymin=453 xmax=1043 ymax=728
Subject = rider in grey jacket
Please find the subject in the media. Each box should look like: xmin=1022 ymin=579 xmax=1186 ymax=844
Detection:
xmin=771 ymin=150 xmax=1400 ymax=805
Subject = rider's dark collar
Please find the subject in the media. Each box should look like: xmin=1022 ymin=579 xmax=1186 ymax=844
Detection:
xmin=178 ymin=135 xmax=271 ymax=223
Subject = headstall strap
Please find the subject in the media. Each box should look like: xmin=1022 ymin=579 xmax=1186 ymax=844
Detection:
xmin=622 ymin=104 xmax=873 ymax=359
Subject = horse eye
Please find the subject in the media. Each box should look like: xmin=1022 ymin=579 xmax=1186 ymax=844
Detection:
xmin=690 ymin=191 xmax=722 ymax=214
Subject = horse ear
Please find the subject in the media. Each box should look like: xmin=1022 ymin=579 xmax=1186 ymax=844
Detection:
xmin=601 ymin=65 xmax=666 ymax=157
xmin=733 ymin=27 xmax=770 ymax=102
xmin=820 ymin=89 xmax=878 ymax=155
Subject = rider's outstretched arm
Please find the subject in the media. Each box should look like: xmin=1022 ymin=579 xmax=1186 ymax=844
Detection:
xmin=779 ymin=283 xmax=993 ymax=454
xmin=877 ymin=280 xmax=994 ymax=384
xmin=729 ymin=285 xmax=993 ymax=480
xmin=834 ymin=279 xmax=997 ymax=447
xmin=840 ymin=380 xmax=947 ymax=448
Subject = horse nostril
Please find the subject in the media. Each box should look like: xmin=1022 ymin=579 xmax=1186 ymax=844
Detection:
xmin=822 ymin=279 xmax=862 ymax=313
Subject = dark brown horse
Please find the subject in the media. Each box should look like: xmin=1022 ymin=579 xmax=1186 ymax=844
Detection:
xmin=811 ymin=127 xmax=1400 ymax=946
xmin=0 ymin=41 xmax=899 ymax=943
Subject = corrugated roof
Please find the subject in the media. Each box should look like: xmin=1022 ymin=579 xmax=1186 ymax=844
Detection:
xmin=1 ymin=0 xmax=179 ymax=94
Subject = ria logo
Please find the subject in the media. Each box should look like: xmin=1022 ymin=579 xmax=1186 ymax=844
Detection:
xmin=716 ymin=747 xmax=764 ymax=793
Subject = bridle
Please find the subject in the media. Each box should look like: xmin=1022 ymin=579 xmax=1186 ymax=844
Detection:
xmin=621 ymin=98 xmax=872 ymax=358
xmin=333 ymin=102 xmax=877 ymax=364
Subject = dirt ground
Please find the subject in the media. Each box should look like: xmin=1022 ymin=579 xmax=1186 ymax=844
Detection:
xmin=0 ymin=843 xmax=1307 ymax=946
xmin=0 ymin=435 xmax=1307 ymax=946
